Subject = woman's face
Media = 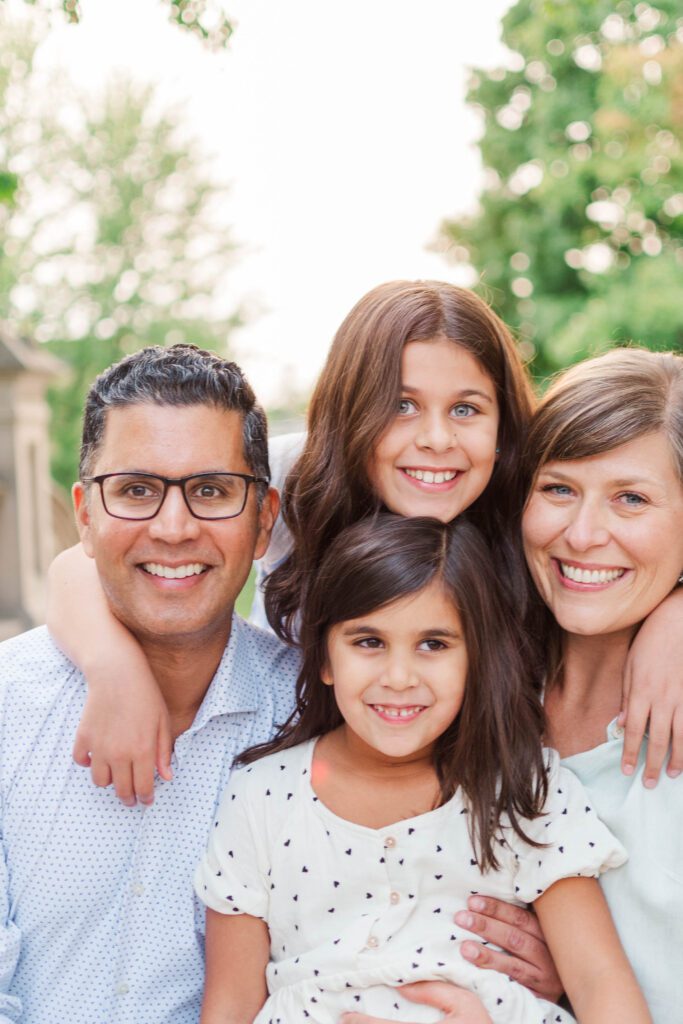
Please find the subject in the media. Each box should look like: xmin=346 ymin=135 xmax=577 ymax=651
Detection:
xmin=522 ymin=432 xmax=683 ymax=639
xmin=368 ymin=338 xmax=500 ymax=522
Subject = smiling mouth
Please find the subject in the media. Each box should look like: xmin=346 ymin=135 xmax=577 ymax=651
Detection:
xmin=402 ymin=468 xmax=459 ymax=485
xmin=370 ymin=704 xmax=427 ymax=722
xmin=558 ymin=561 xmax=626 ymax=585
xmin=141 ymin=562 xmax=209 ymax=580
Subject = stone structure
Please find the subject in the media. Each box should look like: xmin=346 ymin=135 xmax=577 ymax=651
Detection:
xmin=0 ymin=326 xmax=68 ymax=640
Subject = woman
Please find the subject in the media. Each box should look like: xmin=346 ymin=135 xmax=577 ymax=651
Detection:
xmin=344 ymin=347 xmax=683 ymax=1024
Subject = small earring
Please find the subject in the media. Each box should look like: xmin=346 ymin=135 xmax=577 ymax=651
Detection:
xmin=495 ymin=447 xmax=500 ymax=455
xmin=678 ymin=572 xmax=683 ymax=585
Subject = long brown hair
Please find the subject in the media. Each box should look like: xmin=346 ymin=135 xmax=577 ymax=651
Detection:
xmin=266 ymin=280 xmax=535 ymax=642
xmin=244 ymin=515 xmax=547 ymax=871
xmin=523 ymin=347 xmax=683 ymax=686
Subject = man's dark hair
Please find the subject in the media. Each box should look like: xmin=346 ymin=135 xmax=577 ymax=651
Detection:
xmin=79 ymin=345 xmax=269 ymax=499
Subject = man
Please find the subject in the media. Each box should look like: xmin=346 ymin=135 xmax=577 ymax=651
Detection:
xmin=0 ymin=345 xmax=299 ymax=1022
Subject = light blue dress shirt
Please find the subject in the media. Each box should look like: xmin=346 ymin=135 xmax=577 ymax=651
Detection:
xmin=0 ymin=618 xmax=299 ymax=1023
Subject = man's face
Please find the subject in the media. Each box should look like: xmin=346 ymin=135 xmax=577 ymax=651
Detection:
xmin=73 ymin=403 xmax=277 ymax=649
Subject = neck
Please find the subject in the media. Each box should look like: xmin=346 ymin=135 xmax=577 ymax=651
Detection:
xmin=137 ymin=621 xmax=233 ymax=739
xmin=545 ymin=627 xmax=635 ymax=757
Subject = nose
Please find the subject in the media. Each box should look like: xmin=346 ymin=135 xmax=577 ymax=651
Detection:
xmin=147 ymin=484 xmax=201 ymax=543
xmin=563 ymin=497 xmax=611 ymax=552
xmin=379 ymin=652 xmax=420 ymax=692
xmin=415 ymin=410 xmax=456 ymax=454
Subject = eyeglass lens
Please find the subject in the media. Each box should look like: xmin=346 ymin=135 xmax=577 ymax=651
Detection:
xmin=100 ymin=474 xmax=248 ymax=520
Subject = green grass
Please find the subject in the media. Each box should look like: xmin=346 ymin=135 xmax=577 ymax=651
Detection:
xmin=235 ymin=565 xmax=256 ymax=619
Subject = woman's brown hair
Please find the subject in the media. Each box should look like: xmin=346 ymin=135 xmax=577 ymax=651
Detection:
xmin=266 ymin=280 xmax=535 ymax=642
xmin=523 ymin=346 xmax=683 ymax=686
xmin=243 ymin=514 xmax=547 ymax=871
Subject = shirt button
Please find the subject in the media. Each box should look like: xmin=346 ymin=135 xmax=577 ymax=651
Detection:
xmin=132 ymin=883 xmax=145 ymax=896
xmin=390 ymin=891 xmax=400 ymax=905
xmin=366 ymin=936 xmax=379 ymax=949
xmin=115 ymin=982 xmax=129 ymax=995
xmin=384 ymin=836 xmax=397 ymax=849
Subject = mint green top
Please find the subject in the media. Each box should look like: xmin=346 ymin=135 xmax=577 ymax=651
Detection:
xmin=563 ymin=720 xmax=682 ymax=1023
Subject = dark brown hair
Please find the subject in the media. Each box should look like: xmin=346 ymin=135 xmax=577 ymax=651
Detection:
xmin=265 ymin=280 xmax=536 ymax=642
xmin=523 ymin=346 xmax=683 ymax=684
xmin=244 ymin=514 xmax=547 ymax=871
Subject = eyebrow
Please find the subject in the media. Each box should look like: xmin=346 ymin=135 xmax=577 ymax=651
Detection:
xmin=539 ymin=468 xmax=661 ymax=488
xmin=401 ymin=385 xmax=495 ymax=405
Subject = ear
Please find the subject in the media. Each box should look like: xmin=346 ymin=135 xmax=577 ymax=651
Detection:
xmin=253 ymin=486 xmax=280 ymax=561
xmin=320 ymin=660 xmax=334 ymax=687
xmin=72 ymin=482 xmax=96 ymax=558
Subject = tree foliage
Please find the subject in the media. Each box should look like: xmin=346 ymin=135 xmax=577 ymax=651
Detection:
xmin=443 ymin=0 xmax=683 ymax=376
xmin=0 ymin=8 xmax=241 ymax=488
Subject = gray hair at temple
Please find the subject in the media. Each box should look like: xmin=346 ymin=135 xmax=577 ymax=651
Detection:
xmin=79 ymin=344 xmax=270 ymax=502
xmin=523 ymin=347 xmax=683 ymax=487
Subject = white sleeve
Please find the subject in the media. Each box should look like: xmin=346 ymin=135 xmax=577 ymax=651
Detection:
xmin=194 ymin=767 xmax=270 ymax=920
xmin=250 ymin=431 xmax=305 ymax=630
xmin=510 ymin=750 xmax=627 ymax=904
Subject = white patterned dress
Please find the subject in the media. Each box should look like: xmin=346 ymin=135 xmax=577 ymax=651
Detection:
xmin=195 ymin=739 xmax=626 ymax=1024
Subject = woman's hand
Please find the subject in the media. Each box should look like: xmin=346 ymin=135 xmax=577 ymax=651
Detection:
xmin=454 ymin=896 xmax=563 ymax=1003
xmin=73 ymin=661 xmax=173 ymax=806
xmin=621 ymin=587 xmax=683 ymax=785
xmin=340 ymin=981 xmax=492 ymax=1023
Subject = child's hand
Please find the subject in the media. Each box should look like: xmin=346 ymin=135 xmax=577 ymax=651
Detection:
xmin=621 ymin=587 xmax=683 ymax=785
xmin=454 ymin=895 xmax=563 ymax=1004
xmin=73 ymin=667 xmax=173 ymax=806
xmin=340 ymin=982 xmax=492 ymax=1022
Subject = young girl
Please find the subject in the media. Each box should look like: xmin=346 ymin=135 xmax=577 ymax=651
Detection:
xmin=47 ymin=280 xmax=683 ymax=801
xmin=195 ymin=515 xmax=650 ymax=1024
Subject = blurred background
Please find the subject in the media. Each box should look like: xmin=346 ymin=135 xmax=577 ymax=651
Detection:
xmin=1 ymin=0 xmax=682 ymax=634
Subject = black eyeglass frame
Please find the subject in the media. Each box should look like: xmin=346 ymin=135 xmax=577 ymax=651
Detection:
xmin=82 ymin=471 xmax=270 ymax=521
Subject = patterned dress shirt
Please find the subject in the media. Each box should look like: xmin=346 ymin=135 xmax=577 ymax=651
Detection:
xmin=0 ymin=618 xmax=299 ymax=1023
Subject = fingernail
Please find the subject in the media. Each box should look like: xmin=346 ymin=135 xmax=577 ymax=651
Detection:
xmin=643 ymin=777 xmax=657 ymax=789
xmin=667 ymin=769 xmax=681 ymax=779
xmin=469 ymin=896 xmax=485 ymax=911
xmin=123 ymin=799 xmax=136 ymax=808
xmin=140 ymin=796 xmax=154 ymax=806
xmin=622 ymin=763 xmax=634 ymax=776
xmin=455 ymin=911 xmax=473 ymax=928
xmin=461 ymin=943 xmax=479 ymax=961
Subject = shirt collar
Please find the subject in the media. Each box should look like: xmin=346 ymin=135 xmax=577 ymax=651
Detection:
xmin=188 ymin=614 xmax=260 ymax=734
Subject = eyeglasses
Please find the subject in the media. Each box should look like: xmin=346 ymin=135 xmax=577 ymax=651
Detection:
xmin=82 ymin=472 xmax=269 ymax=521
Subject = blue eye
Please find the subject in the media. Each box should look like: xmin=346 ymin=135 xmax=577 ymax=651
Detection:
xmin=398 ymin=398 xmax=416 ymax=416
xmin=451 ymin=404 xmax=476 ymax=418
xmin=618 ymin=492 xmax=647 ymax=507
xmin=541 ymin=483 xmax=573 ymax=497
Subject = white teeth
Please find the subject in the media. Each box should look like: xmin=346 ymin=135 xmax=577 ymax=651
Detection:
xmin=143 ymin=562 xmax=207 ymax=580
xmin=404 ymin=469 xmax=457 ymax=484
xmin=560 ymin=563 xmax=625 ymax=585
xmin=373 ymin=705 xmax=424 ymax=718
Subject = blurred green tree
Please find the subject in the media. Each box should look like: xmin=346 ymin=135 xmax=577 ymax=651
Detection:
xmin=442 ymin=0 xmax=683 ymax=377
xmin=0 ymin=8 xmax=241 ymax=488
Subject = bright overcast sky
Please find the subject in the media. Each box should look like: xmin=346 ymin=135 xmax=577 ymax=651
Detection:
xmin=38 ymin=0 xmax=515 ymax=406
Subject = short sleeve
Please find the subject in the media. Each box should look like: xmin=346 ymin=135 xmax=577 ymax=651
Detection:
xmin=510 ymin=749 xmax=627 ymax=904
xmin=194 ymin=767 xmax=269 ymax=920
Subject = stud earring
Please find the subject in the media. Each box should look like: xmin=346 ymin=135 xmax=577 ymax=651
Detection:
xmin=495 ymin=447 xmax=500 ymax=455
xmin=679 ymin=572 xmax=683 ymax=585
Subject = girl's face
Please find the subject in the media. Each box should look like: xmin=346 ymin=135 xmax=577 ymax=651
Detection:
xmin=321 ymin=579 xmax=468 ymax=762
xmin=368 ymin=337 xmax=500 ymax=523
xmin=523 ymin=432 xmax=683 ymax=639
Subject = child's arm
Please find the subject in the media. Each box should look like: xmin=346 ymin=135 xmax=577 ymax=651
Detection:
xmin=535 ymin=876 xmax=651 ymax=1023
xmin=200 ymin=909 xmax=269 ymax=1024
xmin=621 ymin=587 xmax=683 ymax=785
xmin=340 ymin=982 xmax=492 ymax=1023
xmin=47 ymin=544 xmax=172 ymax=805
